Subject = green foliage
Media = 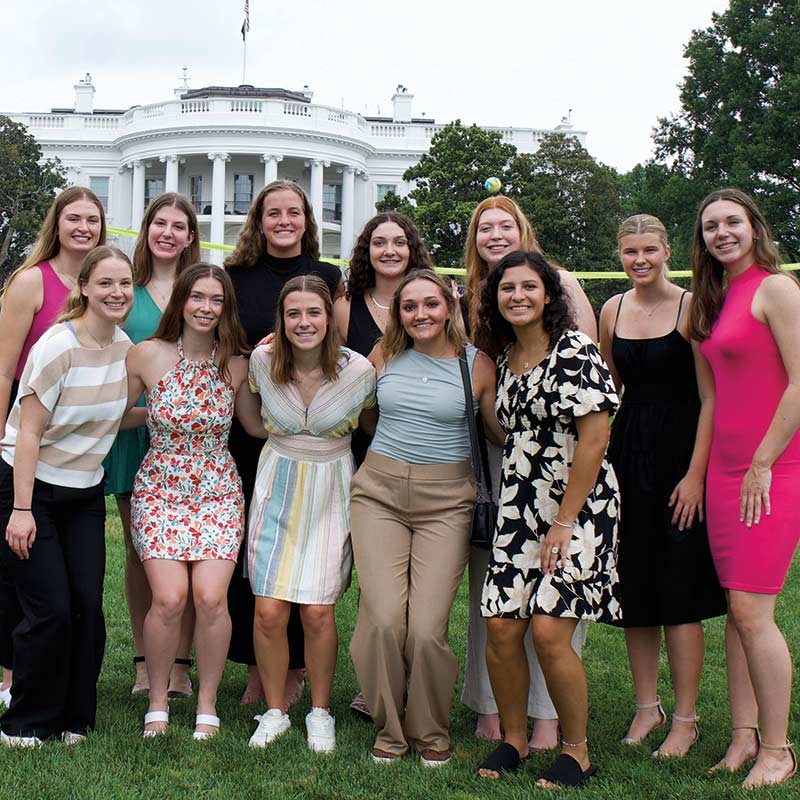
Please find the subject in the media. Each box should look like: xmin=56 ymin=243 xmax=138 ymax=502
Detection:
xmin=0 ymin=115 xmax=66 ymax=279
xmin=653 ymin=0 xmax=800 ymax=260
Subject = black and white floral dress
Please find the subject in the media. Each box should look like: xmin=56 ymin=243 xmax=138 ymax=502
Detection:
xmin=481 ymin=330 xmax=622 ymax=624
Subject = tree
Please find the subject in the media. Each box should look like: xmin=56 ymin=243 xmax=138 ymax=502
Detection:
xmin=654 ymin=0 xmax=800 ymax=259
xmin=0 ymin=115 xmax=66 ymax=279
xmin=399 ymin=121 xmax=517 ymax=266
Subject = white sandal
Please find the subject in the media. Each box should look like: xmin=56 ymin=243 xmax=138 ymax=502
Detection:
xmin=192 ymin=714 xmax=220 ymax=741
xmin=143 ymin=710 xmax=169 ymax=738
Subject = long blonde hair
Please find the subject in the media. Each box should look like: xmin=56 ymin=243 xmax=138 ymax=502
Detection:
xmin=381 ymin=269 xmax=466 ymax=363
xmin=56 ymin=246 xmax=132 ymax=323
xmin=2 ymin=186 xmax=106 ymax=301
xmin=464 ymin=196 xmax=541 ymax=334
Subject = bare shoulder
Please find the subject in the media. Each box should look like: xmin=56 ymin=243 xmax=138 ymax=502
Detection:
xmin=473 ymin=349 xmax=496 ymax=375
xmin=367 ymin=342 xmax=385 ymax=373
xmin=3 ymin=267 xmax=44 ymax=312
xmin=760 ymin=271 xmax=800 ymax=298
xmin=227 ymin=354 xmax=249 ymax=387
xmin=600 ymin=292 xmax=624 ymax=320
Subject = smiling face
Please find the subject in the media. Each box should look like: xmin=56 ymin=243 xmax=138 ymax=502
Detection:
xmin=183 ymin=276 xmax=225 ymax=334
xmin=81 ymin=256 xmax=133 ymax=323
xmin=57 ymin=199 xmax=103 ymax=257
xmin=370 ymin=221 xmax=410 ymax=280
xmin=398 ymin=278 xmax=450 ymax=345
xmin=147 ymin=204 xmax=195 ymax=265
xmin=619 ymin=232 xmax=670 ymax=286
xmin=475 ymin=208 xmax=522 ymax=269
xmin=701 ymin=199 xmax=757 ymax=274
xmin=260 ymin=189 xmax=306 ymax=258
xmin=283 ymin=290 xmax=328 ymax=352
xmin=497 ymin=263 xmax=549 ymax=329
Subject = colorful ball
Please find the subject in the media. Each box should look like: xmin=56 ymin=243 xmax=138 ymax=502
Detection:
xmin=484 ymin=176 xmax=502 ymax=194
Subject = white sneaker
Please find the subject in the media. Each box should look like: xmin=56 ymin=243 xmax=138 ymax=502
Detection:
xmin=305 ymin=708 xmax=336 ymax=753
xmin=0 ymin=731 xmax=43 ymax=748
xmin=0 ymin=687 xmax=11 ymax=708
xmin=248 ymin=709 xmax=290 ymax=748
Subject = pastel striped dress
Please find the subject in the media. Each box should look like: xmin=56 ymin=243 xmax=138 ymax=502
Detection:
xmin=246 ymin=347 xmax=376 ymax=604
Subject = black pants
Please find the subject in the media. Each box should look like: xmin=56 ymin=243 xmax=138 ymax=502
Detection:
xmin=0 ymin=460 xmax=106 ymax=738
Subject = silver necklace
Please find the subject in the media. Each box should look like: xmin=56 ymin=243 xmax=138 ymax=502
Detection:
xmin=369 ymin=291 xmax=391 ymax=311
xmin=83 ymin=322 xmax=113 ymax=349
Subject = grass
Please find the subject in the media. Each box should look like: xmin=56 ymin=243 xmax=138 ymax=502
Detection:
xmin=1 ymin=499 xmax=798 ymax=800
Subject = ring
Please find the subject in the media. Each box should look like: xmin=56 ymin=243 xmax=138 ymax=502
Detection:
xmin=550 ymin=546 xmax=560 ymax=555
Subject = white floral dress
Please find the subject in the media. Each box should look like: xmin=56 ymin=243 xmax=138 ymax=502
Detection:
xmin=481 ymin=330 xmax=622 ymax=623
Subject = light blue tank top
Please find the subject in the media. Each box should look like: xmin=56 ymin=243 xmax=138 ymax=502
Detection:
xmin=370 ymin=344 xmax=479 ymax=464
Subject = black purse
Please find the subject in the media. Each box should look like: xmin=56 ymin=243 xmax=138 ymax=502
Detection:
xmin=458 ymin=353 xmax=498 ymax=549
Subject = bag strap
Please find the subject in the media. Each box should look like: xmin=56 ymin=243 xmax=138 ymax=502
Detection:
xmin=458 ymin=352 xmax=491 ymax=494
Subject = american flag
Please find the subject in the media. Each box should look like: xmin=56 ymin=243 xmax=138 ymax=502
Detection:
xmin=241 ymin=0 xmax=250 ymax=41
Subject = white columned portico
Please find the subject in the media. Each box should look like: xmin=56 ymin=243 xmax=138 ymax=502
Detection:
xmin=208 ymin=152 xmax=230 ymax=264
xmin=131 ymin=160 xmax=146 ymax=230
xmin=261 ymin=154 xmax=284 ymax=186
xmin=339 ymin=166 xmax=356 ymax=259
xmin=307 ymin=159 xmax=328 ymax=227
xmin=161 ymin=154 xmax=180 ymax=192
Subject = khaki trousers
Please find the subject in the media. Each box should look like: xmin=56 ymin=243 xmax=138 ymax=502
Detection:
xmin=349 ymin=450 xmax=475 ymax=754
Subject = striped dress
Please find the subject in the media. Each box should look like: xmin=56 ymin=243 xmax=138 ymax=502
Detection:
xmin=246 ymin=346 xmax=376 ymax=604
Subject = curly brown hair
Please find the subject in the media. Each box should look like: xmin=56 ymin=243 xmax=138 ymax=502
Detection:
xmin=224 ymin=180 xmax=320 ymax=268
xmin=345 ymin=212 xmax=432 ymax=299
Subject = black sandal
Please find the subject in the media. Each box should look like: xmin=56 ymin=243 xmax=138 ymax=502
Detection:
xmin=131 ymin=656 xmax=148 ymax=697
xmin=478 ymin=742 xmax=526 ymax=779
xmin=536 ymin=753 xmax=596 ymax=789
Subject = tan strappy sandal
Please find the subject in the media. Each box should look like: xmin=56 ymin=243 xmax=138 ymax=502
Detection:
xmin=622 ymin=697 xmax=666 ymax=746
xmin=707 ymin=725 xmax=760 ymax=775
xmin=652 ymin=712 xmax=699 ymax=758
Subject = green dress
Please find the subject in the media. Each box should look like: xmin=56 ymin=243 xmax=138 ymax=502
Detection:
xmin=103 ymin=285 xmax=163 ymax=495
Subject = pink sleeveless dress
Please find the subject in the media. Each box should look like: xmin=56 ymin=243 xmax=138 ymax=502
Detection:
xmin=700 ymin=264 xmax=800 ymax=594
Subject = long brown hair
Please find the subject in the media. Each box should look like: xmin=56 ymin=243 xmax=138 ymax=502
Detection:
xmin=688 ymin=188 xmax=783 ymax=341
xmin=224 ymin=180 xmax=320 ymax=268
xmin=2 ymin=186 xmax=106 ymax=301
xmin=464 ymin=196 xmax=541 ymax=335
xmin=151 ymin=263 xmax=249 ymax=381
xmin=381 ymin=269 xmax=467 ymax=363
xmin=133 ymin=193 xmax=200 ymax=286
xmin=56 ymin=246 xmax=132 ymax=323
xmin=270 ymin=275 xmax=341 ymax=384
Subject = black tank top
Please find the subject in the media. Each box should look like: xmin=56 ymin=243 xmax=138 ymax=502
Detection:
xmin=346 ymin=294 xmax=382 ymax=356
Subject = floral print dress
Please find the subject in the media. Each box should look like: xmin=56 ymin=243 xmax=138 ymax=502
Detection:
xmin=131 ymin=340 xmax=245 ymax=561
xmin=481 ymin=330 xmax=622 ymax=623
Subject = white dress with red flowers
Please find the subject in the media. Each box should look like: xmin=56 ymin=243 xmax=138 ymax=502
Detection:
xmin=131 ymin=340 xmax=244 ymax=561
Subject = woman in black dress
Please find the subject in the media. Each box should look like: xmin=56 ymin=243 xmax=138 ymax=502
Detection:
xmin=225 ymin=180 xmax=342 ymax=706
xmin=599 ymin=214 xmax=725 ymax=757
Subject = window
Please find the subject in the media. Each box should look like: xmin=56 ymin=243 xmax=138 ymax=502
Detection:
xmin=322 ymin=183 xmax=341 ymax=222
xmin=89 ymin=176 xmax=109 ymax=211
xmin=190 ymin=175 xmax=203 ymax=213
xmin=145 ymin=178 xmax=164 ymax=206
xmin=233 ymin=174 xmax=254 ymax=214
xmin=376 ymin=183 xmax=397 ymax=203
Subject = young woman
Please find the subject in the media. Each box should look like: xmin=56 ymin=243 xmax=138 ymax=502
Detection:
xmin=246 ymin=276 xmax=375 ymax=752
xmin=599 ymin=214 xmax=725 ymax=756
xmin=349 ymin=269 xmax=503 ymax=766
xmin=125 ymin=264 xmax=265 ymax=739
xmin=690 ymin=189 xmax=800 ymax=789
xmin=0 ymin=186 xmax=105 ymax=707
xmin=476 ymin=251 xmax=620 ymax=788
xmin=462 ymin=195 xmax=595 ymax=748
xmin=0 ymin=246 xmax=133 ymax=745
xmin=104 ymin=192 xmax=200 ymax=697
xmin=225 ymin=180 xmax=342 ymax=707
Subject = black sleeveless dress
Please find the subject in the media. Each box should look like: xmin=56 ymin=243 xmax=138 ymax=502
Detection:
xmin=607 ymin=293 xmax=726 ymax=627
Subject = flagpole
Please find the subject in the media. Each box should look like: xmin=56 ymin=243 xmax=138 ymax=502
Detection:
xmin=242 ymin=35 xmax=247 ymax=84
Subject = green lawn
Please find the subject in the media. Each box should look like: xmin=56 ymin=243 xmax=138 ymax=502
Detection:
xmin=2 ymin=498 xmax=798 ymax=800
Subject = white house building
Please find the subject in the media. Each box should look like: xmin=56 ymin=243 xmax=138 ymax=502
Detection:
xmin=6 ymin=74 xmax=587 ymax=261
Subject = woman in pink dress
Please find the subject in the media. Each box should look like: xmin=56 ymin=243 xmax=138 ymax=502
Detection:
xmin=691 ymin=188 xmax=800 ymax=789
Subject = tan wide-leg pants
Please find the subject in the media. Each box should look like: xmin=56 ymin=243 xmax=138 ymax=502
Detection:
xmin=349 ymin=450 xmax=475 ymax=755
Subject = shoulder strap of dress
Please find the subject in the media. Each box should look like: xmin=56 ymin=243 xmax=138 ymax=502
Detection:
xmin=176 ymin=337 xmax=185 ymax=358
xmin=612 ymin=293 xmax=625 ymax=334
xmin=675 ymin=291 xmax=688 ymax=329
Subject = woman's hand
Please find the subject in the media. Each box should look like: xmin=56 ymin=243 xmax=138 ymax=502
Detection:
xmin=739 ymin=462 xmax=771 ymax=527
xmin=6 ymin=510 xmax=36 ymax=559
xmin=669 ymin=472 xmax=705 ymax=530
xmin=540 ymin=521 xmax=572 ymax=575
xmin=255 ymin=332 xmax=276 ymax=351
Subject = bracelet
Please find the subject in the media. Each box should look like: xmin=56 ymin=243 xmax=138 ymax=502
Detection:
xmin=12 ymin=507 xmax=32 ymax=512
xmin=553 ymin=517 xmax=572 ymax=529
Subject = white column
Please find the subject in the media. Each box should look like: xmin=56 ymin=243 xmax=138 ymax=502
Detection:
xmin=307 ymin=159 xmax=327 ymax=229
xmin=339 ymin=165 xmax=356 ymax=259
xmin=131 ymin=160 xmax=146 ymax=230
xmin=354 ymin=170 xmax=370 ymax=237
xmin=261 ymin=154 xmax=284 ymax=186
xmin=208 ymin=152 xmax=230 ymax=264
xmin=161 ymin=154 xmax=180 ymax=192
xmin=115 ymin=165 xmax=133 ymax=231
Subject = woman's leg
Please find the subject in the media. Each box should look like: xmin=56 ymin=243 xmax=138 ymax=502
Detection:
xmin=622 ymin=626 xmax=664 ymax=743
xmin=189 ymin=560 xmax=236 ymax=734
xmin=252 ymin=597 xmax=291 ymax=710
xmin=726 ymin=591 xmax=794 ymax=788
xmin=298 ymin=605 xmax=336 ymax=709
xmin=141 ymin=560 xmax=189 ymax=732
